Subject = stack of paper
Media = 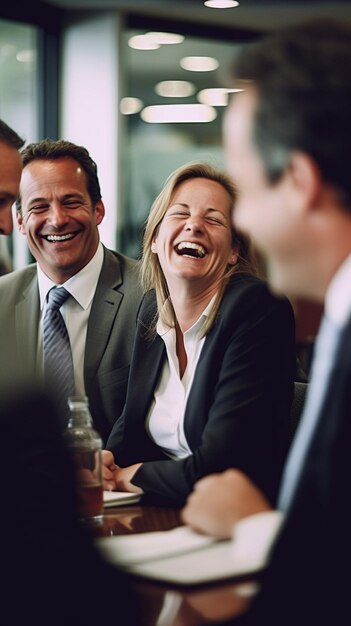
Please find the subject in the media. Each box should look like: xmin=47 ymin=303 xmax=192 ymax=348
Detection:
xmin=95 ymin=511 xmax=283 ymax=585
xmin=103 ymin=490 xmax=141 ymax=508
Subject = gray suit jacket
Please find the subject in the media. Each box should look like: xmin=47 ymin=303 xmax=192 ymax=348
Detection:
xmin=0 ymin=246 xmax=142 ymax=444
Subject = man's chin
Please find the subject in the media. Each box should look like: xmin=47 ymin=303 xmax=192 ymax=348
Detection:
xmin=265 ymin=259 xmax=293 ymax=297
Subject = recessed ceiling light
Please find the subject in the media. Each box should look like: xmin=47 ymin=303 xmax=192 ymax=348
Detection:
xmin=128 ymin=35 xmax=160 ymax=50
xmin=16 ymin=49 xmax=35 ymax=63
xmin=147 ymin=32 xmax=184 ymax=45
xmin=155 ymin=81 xmax=196 ymax=98
xmin=180 ymin=56 xmax=219 ymax=72
xmin=141 ymin=104 xmax=217 ymax=124
xmin=120 ymin=97 xmax=143 ymax=115
xmin=197 ymin=87 xmax=243 ymax=106
xmin=204 ymin=1 xmax=240 ymax=8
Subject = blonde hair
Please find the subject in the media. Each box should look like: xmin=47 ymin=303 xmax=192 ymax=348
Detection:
xmin=140 ymin=161 xmax=257 ymax=336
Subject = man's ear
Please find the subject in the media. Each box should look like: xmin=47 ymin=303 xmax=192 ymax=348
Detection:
xmin=17 ymin=210 xmax=26 ymax=234
xmin=95 ymin=200 xmax=105 ymax=224
xmin=287 ymin=151 xmax=323 ymax=212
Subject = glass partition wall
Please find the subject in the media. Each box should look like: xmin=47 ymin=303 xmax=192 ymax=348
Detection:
xmin=119 ymin=27 xmax=245 ymax=258
xmin=0 ymin=18 xmax=39 ymax=271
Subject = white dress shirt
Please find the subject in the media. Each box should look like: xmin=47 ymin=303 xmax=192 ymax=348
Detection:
xmin=37 ymin=242 xmax=104 ymax=397
xmin=146 ymin=296 xmax=216 ymax=459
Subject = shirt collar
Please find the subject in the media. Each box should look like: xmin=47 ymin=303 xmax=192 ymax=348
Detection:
xmin=157 ymin=293 xmax=217 ymax=338
xmin=325 ymin=252 xmax=351 ymax=329
xmin=38 ymin=242 xmax=104 ymax=310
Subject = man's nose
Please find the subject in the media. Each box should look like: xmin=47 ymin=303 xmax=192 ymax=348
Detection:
xmin=47 ymin=204 xmax=69 ymax=226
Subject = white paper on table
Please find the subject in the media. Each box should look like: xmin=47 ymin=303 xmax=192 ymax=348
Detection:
xmin=103 ymin=490 xmax=141 ymax=507
xmin=95 ymin=511 xmax=284 ymax=584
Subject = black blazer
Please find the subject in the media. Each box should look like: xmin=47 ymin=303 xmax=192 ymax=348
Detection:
xmin=225 ymin=316 xmax=351 ymax=626
xmin=107 ymin=274 xmax=296 ymax=504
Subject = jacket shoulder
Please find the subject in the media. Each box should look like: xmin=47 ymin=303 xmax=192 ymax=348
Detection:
xmin=221 ymin=273 xmax=294 ymax=322
xmin=0 ymin=264 xmax=37 ymax=295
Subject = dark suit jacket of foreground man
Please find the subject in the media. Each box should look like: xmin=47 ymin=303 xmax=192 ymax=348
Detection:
xmin=0 ymin=387 xmax=141 ymax=626
xmin=0 ymin=245 xmax=142 ymax=444
xmin=220 ymin=316 xmax=351 ymax=626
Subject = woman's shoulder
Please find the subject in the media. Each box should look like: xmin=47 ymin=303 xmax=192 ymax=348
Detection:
xmin=225 ymin=272 xmax=270 ymax=298
xmin=223 ymin=272 xmax=293 ymax=315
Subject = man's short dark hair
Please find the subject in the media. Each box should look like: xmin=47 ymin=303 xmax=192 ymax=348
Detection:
xmin=17 ymin=138 xmax=102 ymax=214
xmin=232 ymin=19 xmax=351 ymax=208
xmin=0 ymin=119 xmax=24 ymax=150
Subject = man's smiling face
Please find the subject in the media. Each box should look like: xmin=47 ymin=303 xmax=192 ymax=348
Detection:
xmin=17 ymin=156 xmax=104 ymax=284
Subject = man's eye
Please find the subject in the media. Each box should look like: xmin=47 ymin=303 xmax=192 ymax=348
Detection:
xmin=0 ymin=197 xmax=15 ymax=207
xmin=30 ymin=205 xmax=48 ymax=212
xmin=64 ymin=201 xmax=81 ymax=208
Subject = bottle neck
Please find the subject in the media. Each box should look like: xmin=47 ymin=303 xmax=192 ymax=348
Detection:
xmin=67 ymin=409 xmax=93 ymax=428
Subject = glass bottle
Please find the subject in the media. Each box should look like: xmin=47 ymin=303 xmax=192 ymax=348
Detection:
xmin=64 ymin=395 xmax=103 ymax=525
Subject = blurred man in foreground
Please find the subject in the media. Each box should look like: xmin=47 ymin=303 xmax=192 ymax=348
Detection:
xmin=182 ymin=18 xmax=351 ymax=625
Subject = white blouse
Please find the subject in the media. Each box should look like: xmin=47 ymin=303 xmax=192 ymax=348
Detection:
xmin=145 ymin=296 xmax=216 ymax=459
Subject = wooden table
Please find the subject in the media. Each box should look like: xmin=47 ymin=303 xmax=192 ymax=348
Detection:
xmin=92 ymin=503 xmax=259 ymax=626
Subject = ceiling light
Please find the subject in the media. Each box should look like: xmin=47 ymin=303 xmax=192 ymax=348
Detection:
xmin=120 ymin=97 xmax=143 ymax=115
xmin=180 ymin=56 xmax=219 ymax=72
xmin=147 ymin=32 xmax=184 ymax=45
xmin=204 ymin=1 xmax=240 ymax=7
xmin=197 ymin=87 xmax=243 ymax=106
xmin=155 ymin=81 xmax=196 ymax=98
xmin=128 ymin=35 xmax=160 ymax=50
xmin=16 ymin=49 xmax=35 ymax=63
xmin=141 ymin=104 xmax=217 ymax=124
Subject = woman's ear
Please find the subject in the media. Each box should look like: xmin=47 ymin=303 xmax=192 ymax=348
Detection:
xmin=151 ymin=239 xmax=157 ymax=253
xmin=228 ymin=246 xmax=239 ymax=266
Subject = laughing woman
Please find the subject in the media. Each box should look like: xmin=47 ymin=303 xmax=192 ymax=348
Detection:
xmin=103 ymin=162 xmax=296 ymax=505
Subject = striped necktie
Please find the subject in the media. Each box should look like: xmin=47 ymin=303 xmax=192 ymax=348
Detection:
xmin=43 ymin=286 xmax=75 ymax=422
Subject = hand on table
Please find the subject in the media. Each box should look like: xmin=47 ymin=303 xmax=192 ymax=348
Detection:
xmin=181 ymin=469 xmax=272 ymax=539
xmin=102 ymin=450 xmax=143 ymax=494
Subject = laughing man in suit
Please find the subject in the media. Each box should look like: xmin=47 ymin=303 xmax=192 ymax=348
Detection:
xmin=182 ymin=18 xmax=351 ymax=626
xmin=0 ymin=139 xmax=142 ymax=443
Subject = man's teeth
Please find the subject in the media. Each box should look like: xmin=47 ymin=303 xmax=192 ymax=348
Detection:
xmin=46 ymin=233 xmax=75 ymax=242
xmin=176 ymin=241 xmax=206 ymax=258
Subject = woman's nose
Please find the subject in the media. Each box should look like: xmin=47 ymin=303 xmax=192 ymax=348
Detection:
xmin=184 ymin=215 xmax=204 ymax=232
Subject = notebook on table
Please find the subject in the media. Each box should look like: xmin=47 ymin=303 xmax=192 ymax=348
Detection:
xmin=103 ymin=490 xmax=141 ymax=507
xmin=96 ymin=511 xmax=283 ymax=585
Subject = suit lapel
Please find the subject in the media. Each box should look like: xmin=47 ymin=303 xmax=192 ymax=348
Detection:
xmin=15 ymin=271 xmax=41 ymax=375
xmin=84 ymin=249 xmax=123 ymax=384
xmin=122 ymin=330 xmax=166 ymax=460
